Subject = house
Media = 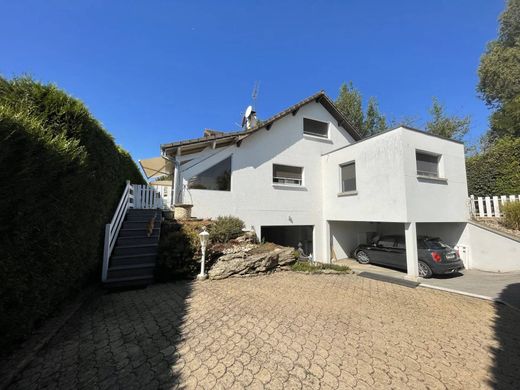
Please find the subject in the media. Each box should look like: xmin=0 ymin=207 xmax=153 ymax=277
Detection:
xmin=139 ymin=91 xmax=519 ymax=278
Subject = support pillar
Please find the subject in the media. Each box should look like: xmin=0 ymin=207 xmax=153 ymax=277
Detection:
xmin=321 ymin=220 xmax=331 ymax=264
xmin=404 ymin=222 xmax=419 ymax=280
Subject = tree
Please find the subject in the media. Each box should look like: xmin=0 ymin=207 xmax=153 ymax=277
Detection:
xmin=335 ymin=82 xmax=364 ymax=135
xmin=425 ymin=97 xmax=470 ymax=141
xmin=364 ymin=98 xmax=387 ymax=137
xmin=335 ymin=82 xmax=387 ymax=138
xmin=478 ymin=0 xmax=520 ymax=141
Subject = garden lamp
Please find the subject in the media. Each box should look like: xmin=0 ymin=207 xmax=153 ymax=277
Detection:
xmin=197 ymin=227 xmax=210 ymax=280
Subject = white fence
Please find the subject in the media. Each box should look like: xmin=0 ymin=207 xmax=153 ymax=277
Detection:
xmin=133 ymin=184 xmax=165 ymax=209
xmin=469 ymin=194 xmax=520 ymax=218
xmin=102 ymin=181 xmax=134 ymax=282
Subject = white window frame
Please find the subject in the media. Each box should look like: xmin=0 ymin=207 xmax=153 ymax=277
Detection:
xmin=272 ymin=163 xmax=304 ymax=187
xmin=338 ymin=160 xmax=357 ymax=196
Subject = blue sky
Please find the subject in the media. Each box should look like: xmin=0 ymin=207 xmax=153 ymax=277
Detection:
xmin=1 ymin=0 xmax=504 ymax=161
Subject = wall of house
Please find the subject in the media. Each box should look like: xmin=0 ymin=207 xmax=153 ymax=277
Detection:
xmin=321 ymin=127 xmax=469 ymax=224
xmin=178 ymin=101 xmax=356 ymax=261
xmin=322 ymin=130 xmax=409 ymax=223
xmin=459 ymin=222 xmax=520 ymax=272
xmin=401 ymin=129 xmax=469 ymax=222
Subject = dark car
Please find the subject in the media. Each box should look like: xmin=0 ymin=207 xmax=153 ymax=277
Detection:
xmin=353 ymin=235 xmax=464 ymax=278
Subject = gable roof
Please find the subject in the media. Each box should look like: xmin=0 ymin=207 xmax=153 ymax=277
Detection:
xmin=160 ymin=91 xmax=362 ymax=155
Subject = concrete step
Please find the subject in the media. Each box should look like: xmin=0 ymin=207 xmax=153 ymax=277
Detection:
xmin=127 ymin=209 xmax=161 ymax=215
xmin=118 ymin=228 xmax=160 ymax=237
xmin=103 ymin=275 xmax=154 ymax=289
xmin=113 ymin=243 xmax=159 ymax=256
xmin=116 ymin=235 xmax=160 ymax=246
xmin=111 ymin=253 xmax=157 ymax=267
xmin=107 ymin=263 xmax=155 ymax=280
xmin=122 ymin=220 xmax=160 ymax=230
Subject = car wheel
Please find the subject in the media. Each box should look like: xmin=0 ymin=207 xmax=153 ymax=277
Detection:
xmin=356 ymin=250 xmax=370 ymax=264
xmin=418 ymin=261 xmax=433 ymax=278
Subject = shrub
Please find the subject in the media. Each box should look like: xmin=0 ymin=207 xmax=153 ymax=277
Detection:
xmin=208 ymin=216 xmax=245 ymax=243
xmin=466 ymin=137 xmax=520 ymax=196
xmin=0 ymin=76 xmax=144 ymax=353
xmin=502 ymin=202 xmax=520 ymax=230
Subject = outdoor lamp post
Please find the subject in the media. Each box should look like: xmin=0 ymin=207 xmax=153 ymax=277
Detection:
xmin=197 ymin=227 xmax=210 ymax=280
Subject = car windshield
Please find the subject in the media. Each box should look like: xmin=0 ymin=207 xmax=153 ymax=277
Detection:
xmin=426 ymin=239 xmax=451 ymax=250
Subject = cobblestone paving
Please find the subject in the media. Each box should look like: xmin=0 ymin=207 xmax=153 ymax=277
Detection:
xmin=8 ymin=273 xmax=520 ymax=389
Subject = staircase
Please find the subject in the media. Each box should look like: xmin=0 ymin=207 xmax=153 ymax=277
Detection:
xmin=104 ymin=208 xmax=162 ymax=288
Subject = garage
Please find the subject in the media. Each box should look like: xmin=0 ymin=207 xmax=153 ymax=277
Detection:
xmin=261 ymin=225 xmax=313 ymax=255
xmin=330 ymin=220 xmax=469 ymax=279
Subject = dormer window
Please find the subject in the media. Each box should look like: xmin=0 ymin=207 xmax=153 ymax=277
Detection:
xmin=304 ymin=118 xmax=329 ymax=138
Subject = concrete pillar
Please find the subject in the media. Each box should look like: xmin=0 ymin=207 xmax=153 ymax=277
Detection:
xmin=321 ymin=220 xmax=331 ymax=263
xmin=404 ymin=222 xmax=419 ymax=279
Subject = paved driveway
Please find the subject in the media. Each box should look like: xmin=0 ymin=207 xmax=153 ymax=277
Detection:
xmin=8 ymin=273 xmax=520 ymax=389
xmin=337 ymin=258 xmax=520 ymax=309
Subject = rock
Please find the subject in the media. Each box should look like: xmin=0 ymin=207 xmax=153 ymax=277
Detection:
xmin=208 ymin=246 xmax=296 ymax=280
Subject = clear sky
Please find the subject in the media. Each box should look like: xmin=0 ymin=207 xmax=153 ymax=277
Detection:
xmin=1 ymin=0 xmax=504 ymax=161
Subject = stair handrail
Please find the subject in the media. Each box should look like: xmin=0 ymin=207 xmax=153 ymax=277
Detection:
xmin=102 ymin=180 xmax=134 ymax=282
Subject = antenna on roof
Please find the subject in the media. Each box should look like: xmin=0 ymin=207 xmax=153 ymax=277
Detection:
xmin=240 ymin=82 xmax=260 ymax=130
xmin=251 ymin=81 xmax=260 ymax=110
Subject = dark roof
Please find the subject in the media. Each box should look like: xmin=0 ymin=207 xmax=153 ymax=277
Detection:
xmin=160 ymin=91 xmax=362 ymax=153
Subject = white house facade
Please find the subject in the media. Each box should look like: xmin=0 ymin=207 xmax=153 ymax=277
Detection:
xmin=140 ymin=91 xmax=518 ymax=278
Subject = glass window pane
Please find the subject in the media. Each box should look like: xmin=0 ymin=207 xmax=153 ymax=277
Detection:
xmin=273 ymin=164 xmax=302 ymax=185
xmin=304 ymin=118 xmax=328 ymax=138
xmin=188 ymin=157 xmax=231 ymax=191
xmin=341 ymin=162 xmax=356 ymax=192
xmin=416 ymin=152 xmax=439 ymax=177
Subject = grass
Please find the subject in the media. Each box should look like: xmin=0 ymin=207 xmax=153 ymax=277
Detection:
xmin=291 ymin=261 xmax=351 ymax=274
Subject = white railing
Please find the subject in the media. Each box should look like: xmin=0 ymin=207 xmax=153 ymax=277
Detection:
xmin=102 ymin=181 xmax=134 ymax=282
xmin=469 ymin=194 xmax=520 ymax=218
xmin=133 ymin=184 xmax=165 ymax=209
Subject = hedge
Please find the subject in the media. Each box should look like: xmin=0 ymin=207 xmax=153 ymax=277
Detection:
xmin=0 ymin=76 xmax=144 ymax=352
xmin=466 ymin=137 xmax=520 ymax=197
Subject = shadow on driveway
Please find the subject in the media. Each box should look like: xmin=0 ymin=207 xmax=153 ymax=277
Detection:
xmin=8 ymin=281 xmax=193 ymax=389
xmin=491 ymin=283 xmax=520 ymax=389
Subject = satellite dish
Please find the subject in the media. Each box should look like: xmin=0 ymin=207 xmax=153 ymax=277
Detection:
xmin=245 ymin=105 xmax=253 ymax=118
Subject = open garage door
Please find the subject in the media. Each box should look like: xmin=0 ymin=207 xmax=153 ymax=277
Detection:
xmin=261 ymin=225 xmax=313 ymax=255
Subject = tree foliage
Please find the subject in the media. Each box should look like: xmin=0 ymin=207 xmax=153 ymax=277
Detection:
xmin=425 ymin=97 xmax=470 ymax=141
xmin=335 ymin=82 xmax=386 ymax=138
xmin=466 ymin=137 xmax=520 ymax=196
xmin=0 ymin=76 xmax=144 ymax=352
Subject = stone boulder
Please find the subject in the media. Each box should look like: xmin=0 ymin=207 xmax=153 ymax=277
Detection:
xmin=208 ymin=246 xmax=296 ymax=280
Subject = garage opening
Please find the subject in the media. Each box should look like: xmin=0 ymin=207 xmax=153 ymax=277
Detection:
xmin=261 ymin=225 xmax=313 ymax=255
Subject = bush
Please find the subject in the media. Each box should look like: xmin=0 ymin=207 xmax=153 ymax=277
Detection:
xmin=208 ymin=216 xmax=245 ymax=243
xmin=466 ymin=137 xmax=520 ymax=196
xmin=502 ymin=202 xmax=520 ymax=230
xmin=0 ymin=76 xmax=144 ymax=353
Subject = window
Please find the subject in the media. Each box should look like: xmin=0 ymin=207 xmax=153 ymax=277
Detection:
xmin=378 ymin=237 xmax=396 ymax=248
xmin=340 ymin=162 xmax=356 ymax=193
xmin=416 ymin=151 xmax=440 ymax=178
xmin=303 ymin=118 xmax=329 ymax=138
xmin=273 ymin=164 xmax=303 ymax=186
xmin=188 ymin=156 xmax=231 ymax=191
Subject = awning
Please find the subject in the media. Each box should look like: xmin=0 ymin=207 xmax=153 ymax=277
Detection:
xmin=138 ymin=157 xmax=173 ymax=179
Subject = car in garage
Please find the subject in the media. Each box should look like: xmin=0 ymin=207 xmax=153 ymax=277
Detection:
xmin=353 ymin=235 xmax=464 ymax=278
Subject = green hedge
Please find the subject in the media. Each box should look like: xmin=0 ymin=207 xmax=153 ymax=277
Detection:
xmin=466 ymin=137 xmax=520 ymax=196
xmin=0 ymin=77 xmax=144 ymax=352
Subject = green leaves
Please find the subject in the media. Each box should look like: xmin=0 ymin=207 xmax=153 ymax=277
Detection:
xmin=335 ymin=82 xmax=386 ymax=138
xmin=425 ymin=97 xmax=470 ymax=141
xmin=0 ymin=76 xmax=144 ymax=352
